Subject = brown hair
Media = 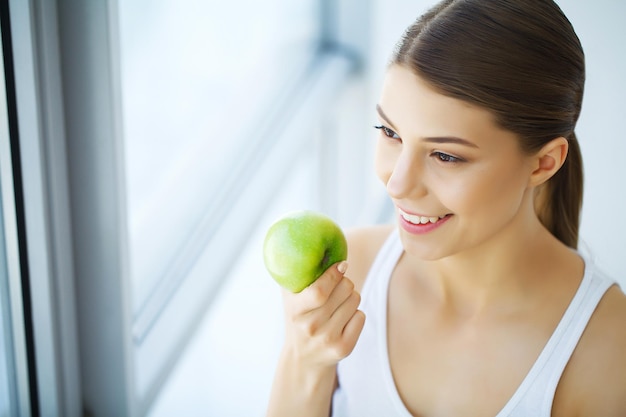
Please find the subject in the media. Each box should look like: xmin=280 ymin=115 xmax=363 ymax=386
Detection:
xmin=392 ymin=0 xmax=585 ymax=248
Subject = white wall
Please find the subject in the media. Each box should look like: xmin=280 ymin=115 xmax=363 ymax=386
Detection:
xmin=560 ymin=1 xmax=626 ymax=287
xmin=366 ymin=0 xmax=626 ymax=287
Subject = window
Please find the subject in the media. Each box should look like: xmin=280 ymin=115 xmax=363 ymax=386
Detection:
xmin=49 ymin=0 xmax=362 ymax=415
xmin=116 ymin=1 xmax=359 ymax=412
xmin=119 ymin=0 xmax=319 ymax=323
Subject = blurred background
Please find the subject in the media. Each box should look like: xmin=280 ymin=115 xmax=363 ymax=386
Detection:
xmin=1 ymin=0 xmax=624 ymax=416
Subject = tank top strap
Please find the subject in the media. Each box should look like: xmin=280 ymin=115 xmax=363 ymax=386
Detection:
xmin=498 ymin=254 xmax=616 ymax=416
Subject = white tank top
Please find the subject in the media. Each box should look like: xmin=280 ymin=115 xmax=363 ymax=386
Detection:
xmin=332 ymin=229 xmax=616 ymax=417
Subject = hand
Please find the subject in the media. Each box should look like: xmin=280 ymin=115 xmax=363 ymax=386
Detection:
xmin=281 ymin=261 xmax=366 ymax=369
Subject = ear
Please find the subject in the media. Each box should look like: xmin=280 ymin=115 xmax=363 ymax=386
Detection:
xmin=528 ymin=137 xmax=569 ymax=187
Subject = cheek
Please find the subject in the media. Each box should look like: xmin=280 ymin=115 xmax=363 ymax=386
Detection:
xmin=489 ymin=160 xmax=530 ymax=202
xmin=445 ymin=163 xmax=529 ymax=216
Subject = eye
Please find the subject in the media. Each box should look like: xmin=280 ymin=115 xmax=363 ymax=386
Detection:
xmin=433 ymin=151 xmax=463 ymax=163
xmin=374 ymin=125 xmax=401 ymax=141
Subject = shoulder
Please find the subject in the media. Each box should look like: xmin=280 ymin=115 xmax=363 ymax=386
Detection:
xmin=344 ymin=224 xmax=395 ymax=293
xmin=557 ymin=281 xmax=626 ymax=416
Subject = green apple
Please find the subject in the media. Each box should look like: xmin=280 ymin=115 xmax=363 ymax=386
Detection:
xmin=263 ymin=210 xmax=348 ymax=293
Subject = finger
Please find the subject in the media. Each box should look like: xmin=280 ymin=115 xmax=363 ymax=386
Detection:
xmin=287 ymin=276 xmax=354 ymax=340
xmin=327 ymin=290 xmax=362 ymax=336
xmin=340 ymin=310 xmax=366 ymax=355
xmin=291 ymin=261 xmax=348 ymax=313
xmin=315 ymin=276 xmax=355 ymax=322
xmin=324 ymin=306 xmax=365 ymax=360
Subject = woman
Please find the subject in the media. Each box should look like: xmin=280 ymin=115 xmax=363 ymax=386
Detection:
xmin=267 ymin=1 xmax=626 ymax=416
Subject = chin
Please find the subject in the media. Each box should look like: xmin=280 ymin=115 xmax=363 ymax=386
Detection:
xmin=397 ymin=228 xmax=453 ymax=262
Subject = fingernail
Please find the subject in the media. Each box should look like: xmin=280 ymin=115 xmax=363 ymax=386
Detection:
xmin=337 ymin=261 xmax=348 ymax=274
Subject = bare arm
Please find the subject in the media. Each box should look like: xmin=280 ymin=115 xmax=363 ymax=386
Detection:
xmin=266 ymin=347 xmax=337 ymax=417
xmin=266 ymin=262 xmax=365 ymax=417
xmin=580 ymin=286 xmax=626 ymax=417
xmin=556 ymin=285 xmax=626 ymax=417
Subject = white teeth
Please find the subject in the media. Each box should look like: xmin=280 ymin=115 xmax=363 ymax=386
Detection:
xmin=399 ymin=209 xmax=445 ymax=225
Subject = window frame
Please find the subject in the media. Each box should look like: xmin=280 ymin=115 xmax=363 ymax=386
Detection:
xmin=0 ymin=8 xmax=33 ymax=416
xmin=5 ymin=0 xmax=82 ymax=416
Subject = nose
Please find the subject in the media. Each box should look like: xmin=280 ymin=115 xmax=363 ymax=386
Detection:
xmin=385 ymin=150 xmax=427 ymax=200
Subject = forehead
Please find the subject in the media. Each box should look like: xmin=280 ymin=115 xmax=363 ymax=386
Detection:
xmin=379 ymin=64 xmax=507 ymax=142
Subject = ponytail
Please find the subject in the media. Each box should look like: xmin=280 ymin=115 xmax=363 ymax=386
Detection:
xmin=535 ymin=133 xmax=584 ymax=248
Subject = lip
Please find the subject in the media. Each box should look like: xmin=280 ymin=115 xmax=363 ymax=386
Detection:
xmin=397 ymin=207 xmax=452 ymax=235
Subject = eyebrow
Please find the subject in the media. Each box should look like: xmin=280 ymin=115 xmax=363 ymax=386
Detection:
xmin=375 ymin=104 xmax=479 ymax=149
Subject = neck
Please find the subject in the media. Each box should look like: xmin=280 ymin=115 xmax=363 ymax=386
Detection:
xmin=405 ymin=214 xmax=573 ymax=320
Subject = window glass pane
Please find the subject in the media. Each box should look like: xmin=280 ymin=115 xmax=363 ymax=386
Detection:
xmin=148 ymin=152 xmax=317 ymax=416
xmin=117 ymin=0 xmax=319 ymax=314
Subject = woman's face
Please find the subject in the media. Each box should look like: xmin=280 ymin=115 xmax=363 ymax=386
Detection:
xmin=375 ymin=65 xmax=536 ymax=260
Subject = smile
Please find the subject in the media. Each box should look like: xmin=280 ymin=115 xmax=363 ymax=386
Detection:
xmin=398 ymin=208 xmax=447 ymax=225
